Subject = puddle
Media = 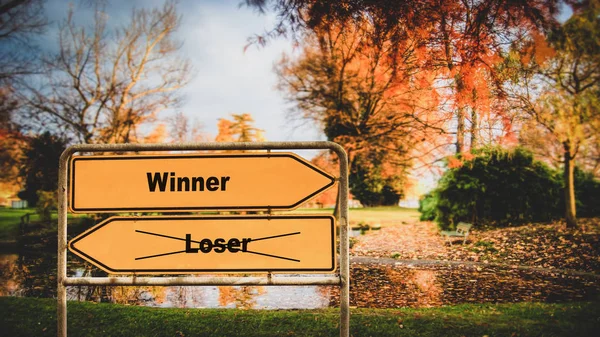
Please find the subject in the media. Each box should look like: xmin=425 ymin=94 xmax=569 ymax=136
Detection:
xmin=0 ymin=252 xmax=333 ymax=309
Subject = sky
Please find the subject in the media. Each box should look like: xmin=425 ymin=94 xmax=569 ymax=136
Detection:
xmin=176 ymin=0 xmax=323 ymax=142
xmin=41 ymin=0 xmax=322 ymax=143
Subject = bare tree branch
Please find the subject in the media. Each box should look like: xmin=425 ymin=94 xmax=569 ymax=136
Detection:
xmin=23 ymin=0 xmax=193 ymax=144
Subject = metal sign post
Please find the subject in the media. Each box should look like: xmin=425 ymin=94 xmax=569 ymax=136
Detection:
xmin=57 ymin=141 xmax=349 ymax=337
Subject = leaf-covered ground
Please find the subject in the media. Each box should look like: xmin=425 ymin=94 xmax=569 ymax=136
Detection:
xmin=343 ymin=218 xmax=600 ymax=308
xmin=328 ymin=262 xmax=600 ymax=308
xmin=351 ymin=218 xmax=600 ymax=272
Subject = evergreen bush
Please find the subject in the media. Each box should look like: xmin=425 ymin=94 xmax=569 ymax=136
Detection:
xmin=418 ymin=193 xmax=436 ymax=221
xmin=35 ymin=190 xmax=57 ymax=224
xmin=575 ymin=167 xmax=600 ymax=217
xmin=427 ymin=147 xmax=564 ymax=229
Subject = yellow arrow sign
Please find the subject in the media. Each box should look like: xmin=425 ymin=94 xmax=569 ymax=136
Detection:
xmin=69 ymin=153 xmax=335 ymax=212
xmin=68 ymin=215 xmax=336 ymax=274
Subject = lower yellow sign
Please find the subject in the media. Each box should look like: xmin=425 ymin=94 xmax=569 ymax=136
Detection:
xmin=68 ymin=215 xmax=335 ymax=274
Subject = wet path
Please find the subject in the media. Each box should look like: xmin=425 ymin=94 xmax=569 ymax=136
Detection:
xmin=351 ymin=256 xmax=600 ymax=278
xmin=328 ymin=261 xmax=600 ymax=308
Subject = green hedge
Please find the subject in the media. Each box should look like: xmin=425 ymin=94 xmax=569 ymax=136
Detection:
xmin=575 ymin=168 xmax=600 ymax=217
xmin=421 ymin=147 xmax=600 ymax=230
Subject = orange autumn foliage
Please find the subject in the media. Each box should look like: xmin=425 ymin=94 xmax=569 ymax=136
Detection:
xmin=278 ymin=15 xmax=443 ymax=169
xmin=253 ymin=0 xmax=561 ymax=156
xmin=215 ymin=113 xmax=265 ymax=143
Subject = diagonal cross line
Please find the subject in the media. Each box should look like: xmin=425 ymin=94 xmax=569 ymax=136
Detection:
xmin=134 ymin=230 xmax=301 ymax=262
xmin=243 ymin=250 xmax=300 ymax=262
xmin=136 ymin=230 xmax=202 ymax=244
xmin=251 ymin=232 xmax=301 ymax=242
xmin=135 ymin=250 xmax=187 ymax=260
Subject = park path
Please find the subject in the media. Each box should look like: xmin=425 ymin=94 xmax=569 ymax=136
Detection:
xmin=351 ymin=220 xmax=448 ymax=260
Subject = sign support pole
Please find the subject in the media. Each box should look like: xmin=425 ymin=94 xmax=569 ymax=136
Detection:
xmin=57 ymin=145 xmax=69 ymax=337
xmin=57 ymin=141 xmax=349 ymax=337
xmin=338 ymin=154 xmax=350 ymax=337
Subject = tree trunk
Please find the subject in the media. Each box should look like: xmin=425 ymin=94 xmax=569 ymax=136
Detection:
xmin=456 ymin=107 xmax=465 ymax=153
xmin=470 ymin=107 xmax=478 ymax=150
xmin=563 ymin=143 xmax=577 ymax=228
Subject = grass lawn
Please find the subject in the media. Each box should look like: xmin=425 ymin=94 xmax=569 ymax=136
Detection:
xmin=0 ymin=208 xmax=40 ymax=240
xmin=0 ymin=208 xmax=87 ymax=241
xmin=290 ymin=206 xmax=421 ymax=226
xmin=0 ymin=206 xmax=419 ymax=242
xmin=1 ymin=297 xmax=598 ymax=337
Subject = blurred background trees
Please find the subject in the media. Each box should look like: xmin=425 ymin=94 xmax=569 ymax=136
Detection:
xmin=248 ymin=0 xmax=600 ymax=227
xmin=215 ymin=113 xmax=265 ymax=142
xmin=505 ymin=1 xmax=600 ymax=227
xmin=276 ymin=15 xmax=440 ymax=205
xmin=0 ymin=0 xmax=48 ymax=205
xmin=22 ymin=0 xmax=192 ymax=144
xmin=18 ymin=132 xmax=66 ymax=207
xmin=0 ymin=0 xmax=598 ymax=229
xmin=0 ymin=0 xmax=46 ymax=87
xmin=1 ymin=0 xmax=195 ymax=208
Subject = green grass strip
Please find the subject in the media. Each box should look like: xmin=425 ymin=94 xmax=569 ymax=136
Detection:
xmin=2 ymin=297 xmax=599 ymax=337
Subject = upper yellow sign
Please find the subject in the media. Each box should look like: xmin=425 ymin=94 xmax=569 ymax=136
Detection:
xmin=69 ymin=153 xmax=336 ymax=212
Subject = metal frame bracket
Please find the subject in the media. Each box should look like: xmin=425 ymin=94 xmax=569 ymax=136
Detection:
xmin=57 ymin=141 xmax=349 ymax=337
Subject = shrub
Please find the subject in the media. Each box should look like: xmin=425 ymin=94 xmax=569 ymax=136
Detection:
xmin=18 ymin=132 xmax=66 ymax=206
xmin=349 ymin=162 xmax=403 ymax=206
xmin=430 ymin=147 xmax=563 ymax=230
xmin=418 ymin=193 xmax=437 ymax=221
xmin=35 ymin=190 xmax=57 ymax=224
xmin=575 ymin=167 xmax=600 ymax=217
xmin=421 ymin=147 xmax=600 ymax=230
xmin=349 ymin=237 xmax=358 ymax=249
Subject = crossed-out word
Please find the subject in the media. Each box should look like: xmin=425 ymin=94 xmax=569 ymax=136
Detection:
xmin=134 ymin=230 xmax=301 ymax=262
